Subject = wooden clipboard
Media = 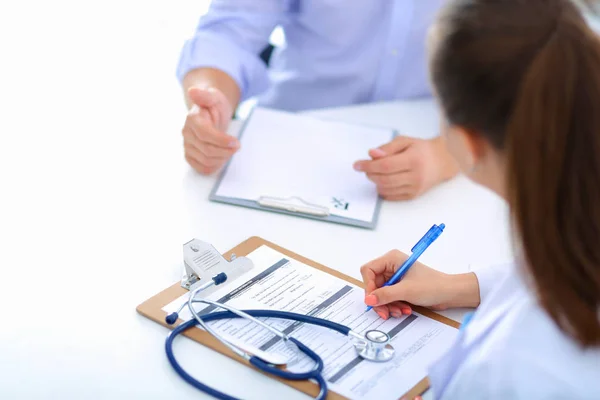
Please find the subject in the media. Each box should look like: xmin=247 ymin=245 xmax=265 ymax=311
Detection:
xmin=136 ymin=236 xmax=460 ymax=399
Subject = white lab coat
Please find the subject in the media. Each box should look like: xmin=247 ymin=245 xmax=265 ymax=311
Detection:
xmin=428 ymin=263 xmax=600 ymax=399
xmin=426 ymin=7 xmax=600 ymax=398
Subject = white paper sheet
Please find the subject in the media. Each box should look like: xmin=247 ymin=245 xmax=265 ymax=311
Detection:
xmin=214 ymin=107 xmax=395 ymax=223
xmin=164 ymin=245 xmax=458 ymax=400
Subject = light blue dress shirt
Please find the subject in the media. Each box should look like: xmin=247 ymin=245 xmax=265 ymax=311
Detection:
xmin=177 ymin=0 xmax=445 ymax=111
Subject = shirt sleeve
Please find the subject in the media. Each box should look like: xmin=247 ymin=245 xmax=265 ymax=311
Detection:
xmin=176 ymin=0 xmax=293 ymax=101
xmin=472 ymin=263 xmax=512 ymax=302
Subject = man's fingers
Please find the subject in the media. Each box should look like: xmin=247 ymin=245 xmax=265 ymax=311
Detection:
xmin=183 ymin=126 xmax=235 ymax=159
xmin=368 ymin=148 xmax=387 ymax=159
xmin=185 ymin=153 xmax=217 ymax=175
xmin=187 ymin=115 xmax=239 ymax=149
xmin=184 ymin=145 xmax=226 ymax=174
xmin=188 ymin=86 xmax=233 ymax=130
xmin=196 ymin=141 xmax=237 ymax=160
xmin=366 ymin=171 xmax=414 ymax=188
xmin=185 ymin=154 xmax=203 ymax=172
xmin=379 ymin=136 xmax=415 ymax=154
xmin=378 ymin=185 xmax=417 ymax=201
xmin=354 ymin=152 xmax=412 ymax=174
xmin=184 ymin=144 xmax=228 ymax=168
xmin=188 ymin=86 xmax=219 ymax=108
xmin=186 ymin=99 xmax=237 ymax=149
xmin=382 ymin=193 xmax=417 ymax=201
xmin=381 ymin=193 xmax=417 ymax=201
xmin=369 ymin=136 xmax=415 ymax=158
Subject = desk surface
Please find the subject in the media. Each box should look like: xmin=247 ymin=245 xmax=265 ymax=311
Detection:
xmin=184 ymin=99 xmax=513 ymax=317
xmin=1 ymin=4 xmax=512 ymax=397
xmin=5 ymin=1 xmax=598 ymax=397
xmin=176 ymin=100 xmax=513 ymax=399
xmin=2 ymin=96 xmax=512 ymax=400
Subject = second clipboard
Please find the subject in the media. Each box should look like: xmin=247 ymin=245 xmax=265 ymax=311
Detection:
xmin=208 ymin=107 xmax=397 ymax=229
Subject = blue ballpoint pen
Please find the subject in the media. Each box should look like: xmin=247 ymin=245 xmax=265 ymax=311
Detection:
xmin=366 ymin=223 xmax=446 ymax=312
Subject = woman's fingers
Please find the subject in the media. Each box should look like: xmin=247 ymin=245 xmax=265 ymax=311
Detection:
xmin=372 ymin=301 xmax=413 ymax=320
xmin=360 ymin=250 xmax=410 ymax=294
xmin=387 ymin=301 xmax=413 ymax=317
xmin=373 ymin=305 xmax=390 ymax=320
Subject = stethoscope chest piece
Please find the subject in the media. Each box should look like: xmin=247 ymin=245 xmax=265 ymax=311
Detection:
xmin=354 ymin=330 xmax=395 ymax=362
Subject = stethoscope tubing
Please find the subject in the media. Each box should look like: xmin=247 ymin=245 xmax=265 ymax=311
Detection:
xmin=166 ymin=318 xmax=238 ymax=400
xmin=165 ymin=309 xmax=341 ymax=400
xmin=197 ymin=309 xmax=351 ymax=335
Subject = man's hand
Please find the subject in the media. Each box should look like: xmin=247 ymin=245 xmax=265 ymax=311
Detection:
xmin=360 ymin=250 xmax=480 ymax=320
xmin=353 ymin=136 xmax=458 ymax=200
xmin=182 ymin=86 xmax=240 ymax=175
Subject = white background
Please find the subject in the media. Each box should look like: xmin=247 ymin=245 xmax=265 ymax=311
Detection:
xmin=0 ymin=0 xmax=211 ymax=396
xmin=2 ymin=1 xmax=596 ymax=399
xmin=0 ymin=2 xmax=497 ymax=398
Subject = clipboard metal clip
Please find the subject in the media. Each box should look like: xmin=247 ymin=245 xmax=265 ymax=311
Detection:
xmin=181 ymin=239 xmax=254 ymax=291
xmin=257 ymin=196 xmax=330 ymax=217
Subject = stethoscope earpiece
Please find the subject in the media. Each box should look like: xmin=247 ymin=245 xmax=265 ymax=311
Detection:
xmin=165 ymin=273 xmax=229 ymax=326
xmin=166 ymin=312 xmax=179 ymax=325
xmin=212 ymin=272 xmax=227 ymax=285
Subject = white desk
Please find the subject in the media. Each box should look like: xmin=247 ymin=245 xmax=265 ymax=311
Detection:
xmin=183 ymin=98 xmax=513 ymax=316
xmin=1 ymin=100 xmax=512 ymax=400
xmin=173 ymin=100 xmax=512 ymax=398
xmin=3 ymin=0 xmax=594 ymax=397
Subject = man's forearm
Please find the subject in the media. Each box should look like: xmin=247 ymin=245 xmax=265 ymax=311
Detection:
xmin=182 ymin=67 xmax=241 ymax=113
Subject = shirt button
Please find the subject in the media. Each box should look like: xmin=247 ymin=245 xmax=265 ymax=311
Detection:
xmin=391 ymin=49 xmax=398 ymax=56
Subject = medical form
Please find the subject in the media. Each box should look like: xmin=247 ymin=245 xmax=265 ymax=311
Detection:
xmin=164 ymin=245 xmax=458 ymax=400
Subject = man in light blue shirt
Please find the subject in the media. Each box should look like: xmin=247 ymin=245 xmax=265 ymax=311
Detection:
xmin=179 ymin=0 xmax=459 ymax=201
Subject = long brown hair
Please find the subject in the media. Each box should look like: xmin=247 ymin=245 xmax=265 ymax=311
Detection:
xmin=431 ymin=0 xmax=600 ymax=347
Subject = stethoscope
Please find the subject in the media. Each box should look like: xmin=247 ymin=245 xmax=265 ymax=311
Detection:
xmin=165 ymin=272 xmax=395 ymax=400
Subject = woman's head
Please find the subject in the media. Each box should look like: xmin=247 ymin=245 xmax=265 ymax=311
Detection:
xmin=429 ymin=0 xmax=600 ymax=346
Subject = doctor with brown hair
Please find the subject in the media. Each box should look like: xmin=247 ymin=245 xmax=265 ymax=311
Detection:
xmin=361 ymin=0 xmax=600 ymax=398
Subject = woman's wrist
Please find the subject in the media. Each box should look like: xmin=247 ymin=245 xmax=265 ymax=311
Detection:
xmin=442 ymin=272 xmax=481 ymax=309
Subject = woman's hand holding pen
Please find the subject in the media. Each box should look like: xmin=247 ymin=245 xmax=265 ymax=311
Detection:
xmin=360 ymin=250 xmax=481 ymax=320
xmin=182 ymin=86 xmax=240 ymax=175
